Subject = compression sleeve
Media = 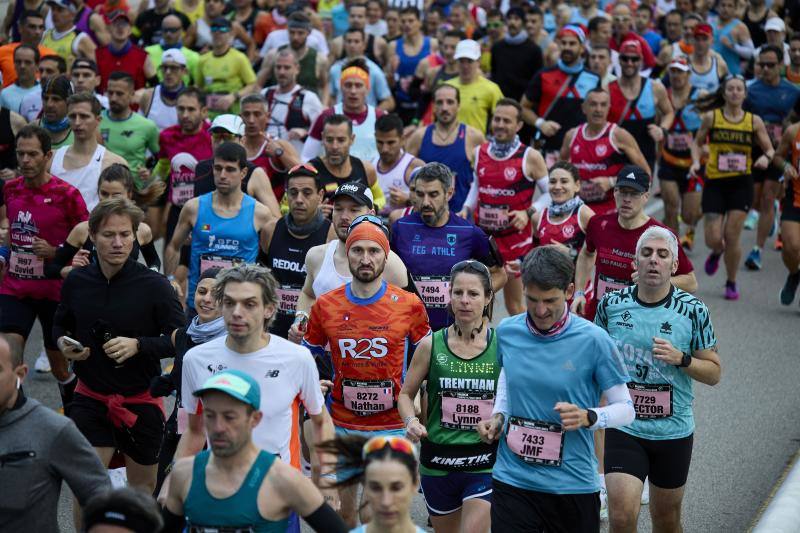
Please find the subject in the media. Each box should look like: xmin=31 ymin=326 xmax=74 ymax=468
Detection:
xmin=463 ymin=174 xmax=479 ymax=211
xmin=733 ymin=39 xmax=755 ymax=59
xmin=303 ymin=502 xmax=348 ymax=533
xmin=301 ymin=137 xmax=322 ymax=162
xmin=531 ymin=175 xmax=551 ymax=213
xmin=587 ymin=383 xmax=635 ymax=430
xmin=45 ymin=242 xmax=80 ymax=278
xmin=369 ymin=180 xmax=386 ymax=211
xmin=491 ymin=368 xmax=508 ymax=417
xmin=140 ymin=241 xmax=161 ymax=271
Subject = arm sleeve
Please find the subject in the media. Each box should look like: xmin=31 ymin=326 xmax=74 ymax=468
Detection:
xmin=408 ymin=296 xmax=432 ymax=344
xmin=301 ymin=302 xmax=328 ymax=356
xmin=137 ymin=279 xmax=185 ymax=358
xmin=587 ymin=382 xmax=635 ymax=430
xmin=524 ymin=73 xmax=542 ymax=111
xmin=733 ymin=39 xmax=755 ymax=59
xmin=369 ymin=181 xmax=386 ymax=211
xmin=303 ymin=502 xmax=348 ymax=533
xmin=45 ymin=242 xmax=79 ymax=279
xmin=491 ymin=368 xmax=508 ymax=417
xmin=51 ymin=421 xmax=112 ymax=505
xmin=463 ymin=172 xmax=479 ymax=210
xmin=531 ymin=175 xmax=551 ymax=213
xmin=301 ymin=137 xmax=322 ymax=163
xmin=51 ymin=278 xmax=75 ymax=341
xmin=239 ymin=54 xmax=257 ymax=85
xmin=140 ymin=241 xmax=161 ymax=271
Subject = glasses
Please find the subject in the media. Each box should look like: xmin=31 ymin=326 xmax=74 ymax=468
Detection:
xmin=349 ymin=214 xmax=389 ymax=238
xmin=289 ymin=162 xmax=318 ymax=175
xmin=614 ymin=188 xmax=645 ymax=199
xmin=362 ymin=436 xmax=418 ymax=460
xmin=211 ymin=131 xmax=236 ymax=141
xmin=162 ymin=26 xmax=181 ymax=33
xmin=211 ymin=25 xmax=230 ymax=33
xmin=161 ymin=64 xmax=183 ymax=72
xmin=620 ymin=55 xmax=641 ymax=63
xmin=487 ymin=21 xmax=504 ymax=28
xmin=758 ymin=62 xmax=777 ymax=68
xmin=451 ymin=259 xmax=491 ymax=280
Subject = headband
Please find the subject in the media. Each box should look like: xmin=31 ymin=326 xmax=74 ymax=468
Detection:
xmin=558 ymin=24 xmax=586 ymax=44
xmin=340 ymin=66 xmax=370 ymax=89
xmin=346 ymin=222 xmax=389 ymax=257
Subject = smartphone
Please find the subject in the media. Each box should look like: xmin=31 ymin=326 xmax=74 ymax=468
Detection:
xmin=62 ymin=336 xmax=84 ymax=352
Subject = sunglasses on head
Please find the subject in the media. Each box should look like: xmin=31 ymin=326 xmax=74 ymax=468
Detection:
xmin=450 ymin=259 xmax=491 ymax=281
xmin=348 ymin=214 xmax=388 ymax=237
xmin=211 ymin=25 xmax=230 ymax=33
xmin=289 ymin=162 xmax=318 ymax=175
xmin=362 ymin=436 xmax=418 ymax=460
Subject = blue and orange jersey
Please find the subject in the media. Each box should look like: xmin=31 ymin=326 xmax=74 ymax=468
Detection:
xmin=303 ymin=281 xmax=431 ymax=431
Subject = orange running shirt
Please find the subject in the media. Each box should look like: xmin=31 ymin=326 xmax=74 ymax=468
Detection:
xmin=304 ymin=281 xmax=431 ymax=431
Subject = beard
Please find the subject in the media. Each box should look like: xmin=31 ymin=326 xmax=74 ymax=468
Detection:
xmin=352 ymin=260 xmax=386 ymax=282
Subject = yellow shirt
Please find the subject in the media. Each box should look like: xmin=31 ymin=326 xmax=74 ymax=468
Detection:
xmin=42 ymin=29 xmax=79 ymax=68
xmin=706 ymin=108 xmax=754 ymax=180
xmin=174 ymin=0 xmax=204 ymax=24
xmin=446 ymin=75 xmax=503 ymax=133
xmin=198 ymin=47 xmax=256 ymax=116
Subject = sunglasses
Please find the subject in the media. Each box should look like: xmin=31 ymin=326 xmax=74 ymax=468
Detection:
xmin=348 ymin=214 xmax=388 ymax=237
xmin=289 ymin=162 xmax=318 ymax=175
xmin=620 ymin=55 xmax=641 ymax=63
xmin=162 ymin=26 xmax=181 ymax=33
xmin=450 ymin=259 xmax=491 ymax=280
xmin=211 ymin=131 xmax=237 ymax=141
xmin=758 ymin=62 xmax=777 ymax=68
xmin=161 ymin=64 xmax=183 ymax=72
xmin=211 ymin=25 xmax=230 ymax=32
xmin=362 ymin=436 xmax=418 ymax=460
xmin=487 ymin=21 xmax=504 ymax=28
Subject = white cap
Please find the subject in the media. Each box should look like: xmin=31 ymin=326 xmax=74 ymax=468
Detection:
xmin=161 ymin=49 xmax=187 ymax=66
xmin=765 ymin=17 xmax=785 ymax=33
xmin=210 ymin=114 xmax=244 ymax=136
xmin=454 ymin=39 xmax=481 ymax=61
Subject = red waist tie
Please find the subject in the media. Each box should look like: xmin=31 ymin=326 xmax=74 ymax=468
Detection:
xmin=75 ymin=380 xmax=165 ymax=428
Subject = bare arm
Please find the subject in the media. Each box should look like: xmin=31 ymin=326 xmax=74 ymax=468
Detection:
xmin=561 ymin=127 xmax=576 ymax=162
xmin=405 ymin=127 xmax=425 ymax=156
xmin=164 ymin=199 xmax=197 ymax=276
xmin=570 ymin=246 xmax=596 ymax=314
xmin=247 ymin=168 xmax=281 ymax=218
xmin=671 ymin=272 xmax=697 ymax=294
xmin=690 ymin=112 xmax=713 ymax=173
xmin=614 ymin=127 xmax=651 ymax=176
xmin=654 ymin=80 xmax=674 ymax=130
xmin=398 ymin=335 xmax=431 ymax=441
xmin=89 ymin=13 xmax=111 ymax=46
xmin=489 ymin=265 xmax=507 ymax=293
xmin=173 ymin=413 xmax=206 ymax=459
xmin=377 ymin=93 xmax=396 ymax=111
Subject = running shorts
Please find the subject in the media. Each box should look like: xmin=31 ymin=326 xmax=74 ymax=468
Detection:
xmin=420 ymin=471 xmax=492 ymax=516
xmin=781 ymin=180 xmax=800 ymax=223
xmin=659 ymin=163 xmax=703 ymax=194
xmin=0 ymin=295 xmax=59 ymax=349
xmin=753 ymin=163 xmax=782 ymax=184
xmin=702 ymin=176 xmax=753 ymax=214
xmin=604 ymin=428 xmax=694 ymax=490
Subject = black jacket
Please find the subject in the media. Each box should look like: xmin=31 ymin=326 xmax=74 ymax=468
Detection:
xmin=53 ymin=260 xmax=185 ymax=395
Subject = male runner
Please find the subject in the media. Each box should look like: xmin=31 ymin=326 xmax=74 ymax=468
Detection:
xmin=712 ymin=0 xmax=754 ymax=76
xmin=0 ymin=44 xmax=39 ymax=113
xmin=144 ymin=14 xmax=200 ymax=85
xmin=302 ymin=215 xmax=430 ymax=527
xmin=137 ymin=48 xmax=186 ymax=131
xmin=445 ymin=39 xmax=502 ymax=134
xmin=41 ymin=0 xmax=95 ymax=69
xmin=95 ymin=10 xmax=155 ymax=92
xmin=572 ymin=165 xmax=697 ymax=322
xmin=38 ymin=75 xmax=73 ymax=149
xmin=19 ymin=54 xmax=66 ymax=123
xmin=391 ymin=162 xmax=506 ymax=331
xmin=165 ymin=143 xmax=274 ymax=315
xmin=0 ymin=125 xmax=87 ymax=410
xmin=262 ymin=165 xmax=332 ymax=338
xmin=407 ymin=83 xmax=484 ymax=212
xmin=70 ymin=58 xmax=108 ymax=109
xmin=561 ymin=88 xmax=650 ymax=215
xmin=477 ymin=246 xmax=634 ymax=532
xmin=48 ymin=93 xmax=127 ymax=211
xmin=327 ymin=27 xmax=393 ymax=109
xmin=688 ymin=23 xmax=728 ymax=93
xmin=772 ymin=122 xmax=800 ymax=305
xmin=372 ymin=113 xmax=424 ymax=216
xmin=53 ymin=198 xmax=185 ymax=493
xmin=464 ymin=98 xmax=549 ymax=316
xmin=596 ymin=226 xmax=721 ymax=533
xmin=164 ymin=369 xmax=346 ymax=533
xmin=0 ymin=10 xmax=53 ymax=88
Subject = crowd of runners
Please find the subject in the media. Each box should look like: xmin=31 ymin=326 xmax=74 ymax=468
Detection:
xmin=0 ymin=0 xmax=796 ymax=530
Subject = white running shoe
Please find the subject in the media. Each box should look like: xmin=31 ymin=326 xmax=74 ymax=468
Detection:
xmin=34 ymin=351 xmax=51 ymax=373
xmin=600 ymin=485 xmax=608 ymax=520
xmin=641 ymin=478 xmax=650 ymax=505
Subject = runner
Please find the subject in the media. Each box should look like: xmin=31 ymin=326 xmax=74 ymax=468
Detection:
xmin=38 ymin=75 xmax=73 ymax=149
xmin=773 ymin=122 xmax=800 ymax=306
xmin=477 ymin=246 xmax=635 ymax=532
xmin=391 ymin=162 xmax=505 ymax=331
xmin=53 ymin=198 xmax=185 ymax=493
xmin=572 ymin=165 xmax=697 ymax=321
xmin=0 ymin=125 xmax=87 ymax=411
xmin=164 ymin=142 xmax=274 ymax=315
xmin=596 ymin=226 xmax=721 ymax=533
xmin=413 ymin=29 xmax=462 ymax=125
xmin=49 ymin=93 xmax=128 ymax=211
xmin=659 ymin=58 xmax=704 ymax=249
xmin=444 ymin=39 xmax=503 ymax=134
xmin=406 ymin=83 xmax=485 ymax=212
xmin=521 ymin=24 xmax=601 ymax=169
xmin=464 ymin=98 xmax=549 ymax=316
xmin=163 ymin=369 xmax=346 ymax=533
xmin=143 ymin=14 xmax=200 ymax=85
xmin=399 ymin=260 xmax=500 ymax=532
xmin=41 ymin=0 xmax=96 ymax=68
xmin=688 ymin=23 xmax=728 ymax=93
xmin=689 ymin=75 xmax=774 ymax=300
xmin=0 ymin=105 xmax=25 ymax=182
xmin=531 ymin=161 xmax=594 ymax=263
xmin=0 ymin=44 xmax=39 ymax=113
xmin=607 ymin=39 xmax=674 ymax=172
xmin=69 ymin=58 xmax=108 ymax=109
xmin=743 ymin=45 xmax=800 ymax=271
xmin=262 ymin=164 xmax=332 ymax=338
xmin=388 ymin=6 xmax=436 ymax=124
xmin=302 ymin=215 xmax=431 ymax=527
xmin=561 ymin=88 xmax=650 ymax=215
xmin=95 ymin=10 xmax=155 ymax=92
xmin=372 ymin=113 xmax=424 ymax=216
xmin=19 ymin=54 xmax=66 ymax=123
xmin=137 ymin=48 xmax=186 ymax=131
xmin=712 ymin=0 xmax=754 ymax=76
xmin=289 ymin=181 xmax=412 ymax=343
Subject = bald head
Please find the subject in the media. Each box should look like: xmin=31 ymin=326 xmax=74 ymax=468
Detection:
xmin=0 ymin=334 xmax=23 ymax=368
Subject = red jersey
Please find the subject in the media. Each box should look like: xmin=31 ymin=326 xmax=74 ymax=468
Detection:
xmin=303 ymin=282 xmax=430 ymax=431
xmin=158 ymin=123 xmax=213 ymax=206
xmin=1 ymin=176 xmax=87 ymax=300
xmin=569 ymin=123 xmax=626 ymax=214
xmin=248 ymin=141 xmax=288 ymax=201
xmin=474 ymin=143 xmax=535 ymax=262
xmin=583 ymin=213 xmax=694 ymax=320
xmin=535 ymin=204 xmax=587 ymax=262
xmin=95 ymin=44 xmax=148 ymax=92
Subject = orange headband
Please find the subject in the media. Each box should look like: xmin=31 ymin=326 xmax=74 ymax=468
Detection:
xmin=341 ymin=66 xmax=370 ymax=89
xmin=346 ymin=222 xmax=389 ymax=257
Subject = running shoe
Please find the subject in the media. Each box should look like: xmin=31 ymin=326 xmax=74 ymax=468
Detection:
xmin=775 ymin=234 xmax=783 ymax=251
xmin=641 ymin=478 xmax=650 ymax=505
xmin=780 ymin=272 xmax=800 ymax=306
xmin=744 ymin=210 xmax=759 ymax=230
xmin=600 ymin=485 xmax=608 ymax=520
xmin=745 ymin=247 xmax=762 ymax=271
xmin=34 ymin=351 xmax=51 ymax=373
xmin=680 ymin=229 xmax=695 ymax=251
xmin=724 ymin=281 xmax=740 ymax=300
xmin=705 ymin=252 xmax=721 ymax=276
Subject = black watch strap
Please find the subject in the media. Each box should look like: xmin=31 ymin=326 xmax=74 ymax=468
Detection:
xmin=678 ymin=352 xmax=692 ymax=367
xmin=586 ymin=409 xmax=598 ymax=427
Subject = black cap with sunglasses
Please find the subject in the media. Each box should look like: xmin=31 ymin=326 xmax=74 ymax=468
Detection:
xmin=210 ymin=16 xmax=231 ymax=31
xmin=332 ymin=181 xmax=374 ymax=209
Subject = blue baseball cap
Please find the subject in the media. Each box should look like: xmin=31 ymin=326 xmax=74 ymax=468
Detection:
xmin=193 ymin=369 xmax=260 ymax=410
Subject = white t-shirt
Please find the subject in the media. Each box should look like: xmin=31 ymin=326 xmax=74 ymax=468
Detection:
xmin=260 ymin=28 xmax=331 ymax=58
xmin=181 ymin=334 xmax=325 ymax=467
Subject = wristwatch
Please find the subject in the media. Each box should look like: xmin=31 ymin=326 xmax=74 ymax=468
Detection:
xmin=678 ymin=352 xmax=692 ymax=368
xmin=586 ymin=409 xmax=598 ymax=427
xmin=273 ymin=146 xmax=284 ymax=158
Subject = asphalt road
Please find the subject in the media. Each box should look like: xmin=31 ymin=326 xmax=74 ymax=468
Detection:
xmin=19 ymin=207 xmax=800 ymax=533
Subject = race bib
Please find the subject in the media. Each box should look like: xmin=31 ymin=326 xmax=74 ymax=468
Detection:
xmin=628 ymin=382 xmax=673 ymax=419
xmin=545 ymin=150 xmax=559 ymax=170
xmin=413 ymin=276 xmax=450 ymax=308
xmin=275 ymin=285 xmax=301 ymax=315
xmin=666 ymin=132 xmax=692 ymax=152
xmin=9 ymin=248 xmax=44 ymax=279
xmin=206 ymin=93 xmax=229 ymax=111
xmin=580 ymin=181 xmax=608 ymax=203
xmin=596 ymin=273 xmax=630 ymax=296
xmin=767 ymin=123 xmax=784 ymax=144
xmin=478 ymin=204 xmax=509 ymax=232
xmin=199 ymin=254 xmax=245 ymax=273
xmin=170 ymin=182 xmax=195 ymax=206
xmin=188 ymin=526 xmax=255 ymax=533
xmin=717 ymin=153 xmax=747 ymax=173
xmin=342 ymin=379 xmax=394 ymax=416
xmin=440 ymin=391 xmax=494 ymax=430
xmin=506 ymin=416 xmax=564 ymax=466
